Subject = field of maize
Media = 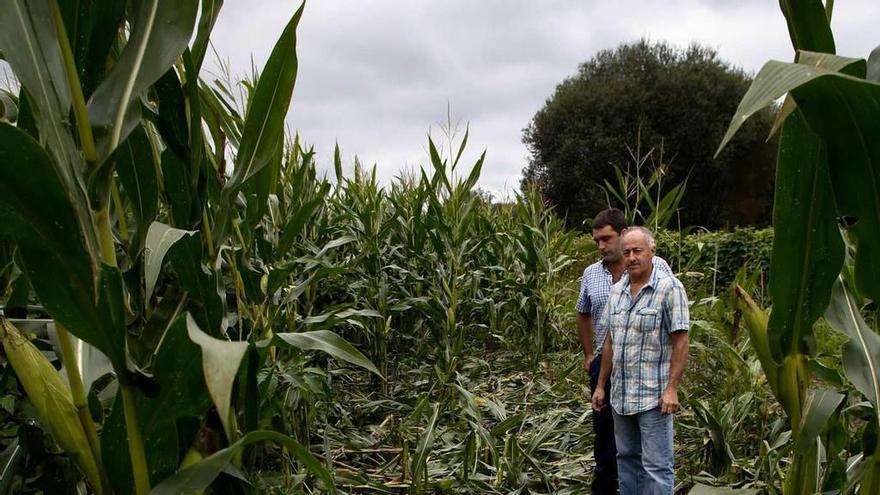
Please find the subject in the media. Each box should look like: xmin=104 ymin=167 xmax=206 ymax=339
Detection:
xmin=1 ymin=0 xmax=880 ymax=494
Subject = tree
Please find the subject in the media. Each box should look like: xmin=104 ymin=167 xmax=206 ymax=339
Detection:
xmin=522 ymin=39 xmax=777 ymax=230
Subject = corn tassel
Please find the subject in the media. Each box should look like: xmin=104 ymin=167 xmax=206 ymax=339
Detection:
xmin=0 ymin=318 xmax=103 ymax=493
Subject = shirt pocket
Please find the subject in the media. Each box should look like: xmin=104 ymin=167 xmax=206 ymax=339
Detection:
xmin=635 ymin=307 xmax=660 ymax=333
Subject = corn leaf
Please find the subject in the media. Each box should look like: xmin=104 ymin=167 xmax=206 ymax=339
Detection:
xmin=766 ymin=109 xmax=843 ymax=360
xmin=0 ymin=124 xmax=127 ymax=372
xmin=185 ymin=314 xmax=247 ymax=438
xmin=150 ymin=430 xmax=335 ymax=494
xmin=116 ymin=127 xmax=160 ymax=255
xmin=276 ymin=330 xmax=382 ymax=377
xmin=144 ymin=222 xmax=195 ymax=305
xmin=214 ymin=2 xmax=304 ymax=243
xmin=102 ymin=317 xmax=210 ymax=492
xmin=87 ymin=0 xmax=198 ymax=161
xmin=168 ymin=233 xmax=226 ymax=334
xmin=0 ymin=0 xmax=98 ymax=267
xmin=778 ymin=0 xmax=835 ymax=56
xmin=718 ymin=58 xmax=880 ymax=303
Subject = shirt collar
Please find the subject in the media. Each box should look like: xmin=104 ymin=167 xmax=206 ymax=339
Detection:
xmin=621 ymin=261 xmax=660 ymax=290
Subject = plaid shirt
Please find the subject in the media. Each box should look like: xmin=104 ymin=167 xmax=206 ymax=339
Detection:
xmin=598 ymin=265 xmax=689 ymax=415
xmin=575 ymin=256 xmax=672 ymax=353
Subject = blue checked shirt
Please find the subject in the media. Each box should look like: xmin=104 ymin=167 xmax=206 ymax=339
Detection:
xmin=598 ymin=265 xmax=690 ymax=415
xmin=575 ymin=256 xmax=672 ymax=353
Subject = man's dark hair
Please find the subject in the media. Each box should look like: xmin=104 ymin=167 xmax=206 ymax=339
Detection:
xmin=592 ymin=208 xmax=627 ymax=233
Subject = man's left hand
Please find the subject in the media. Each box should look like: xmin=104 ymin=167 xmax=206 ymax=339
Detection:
xmin=660 ymin=387 xmax=679 ymax=415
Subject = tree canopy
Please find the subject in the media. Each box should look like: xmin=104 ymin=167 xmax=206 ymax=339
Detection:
xmin=522 ymin=39 xmax=777 ymax=230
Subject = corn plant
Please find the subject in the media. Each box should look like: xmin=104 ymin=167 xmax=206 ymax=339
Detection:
xmin=0 ymin=1 xmax=391 ymax=492
xmin=720 ymin=2 xmax=880 ymax=492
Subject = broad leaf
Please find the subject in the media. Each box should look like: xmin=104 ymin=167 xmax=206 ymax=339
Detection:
xmin=191 ymin=0 xmax=224 ymax=74
xmin=718 ymin=58 xmax=880 ymax=302
xmin=778 ymin=0 xmax=835 ymax=55
xmin=116 ymin=127 xmax=160 ymax=255
xmin=150 ymin=430 xmax=335 ymax=494
xmin=144 ymin=222 xmax=194 ymax=304
xmin=168 ymin=233 xmax=226 ymax=334
xmin=215 ymin=3 xmax=305 ymax=242
xmin=87 ymin=0 xmax=198 ymax=161
xmin=825 ymin=277 xmax=880 ymax=437
xmin=796 ymin=388 xmax=845 ymax=449
xmin=185 ymin=314 xmax=247 ymax=437
xmin=103 ymin=317 xmax=210 ymax=492
xmin=276 ymin=330 xmax=381 ymax=377
xmin=409 ymin=403 xmax=441 ymax=494
xmin=161 ymin=148 xmax=197 ymax=228
xmin=0 ymin=0 xmax=98 ymax=267
xmin=766 ymin=109 xmax=843 ymax=361
xmin=57 ymin=0 xmax=124 ymax=98
xmin=0 ymin=124 xmax=126 ymax=371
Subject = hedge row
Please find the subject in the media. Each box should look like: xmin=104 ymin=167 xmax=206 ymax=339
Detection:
xmin=568 ymin=227 xmax=773 ymax=300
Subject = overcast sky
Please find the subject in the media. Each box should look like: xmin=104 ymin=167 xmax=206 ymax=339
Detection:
xmin=209 ymin=1 xmax=876 ymax=198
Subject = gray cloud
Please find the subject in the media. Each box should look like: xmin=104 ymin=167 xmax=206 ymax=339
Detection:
xmin=209 ymin=0 xmax=879 ymax=197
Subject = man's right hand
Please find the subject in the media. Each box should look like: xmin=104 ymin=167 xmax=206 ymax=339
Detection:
xmin=584 ymin=352 xmax=595 ymax=373
xmin=591 ymin=387 xmax=605 ymax=412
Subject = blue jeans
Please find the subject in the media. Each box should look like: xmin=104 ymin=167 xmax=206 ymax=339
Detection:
xmin=611 ymin=406 xmax=674 ymax=495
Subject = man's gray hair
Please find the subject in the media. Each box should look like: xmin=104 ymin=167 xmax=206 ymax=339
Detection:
xmin=622 ymin=226 xmax=656 ymax=248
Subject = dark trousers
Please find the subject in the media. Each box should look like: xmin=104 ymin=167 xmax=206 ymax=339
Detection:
xmin=589 ymin=353 xmax=619 ymax=494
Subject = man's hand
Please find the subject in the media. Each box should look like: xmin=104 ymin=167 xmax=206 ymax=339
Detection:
xmin=660 ymin=387 xmax=679 ymax=415
xmin=591 ymin=386 xmax=606 ymax=412
xmin=583 ymin=352 xmax=595 ymax=373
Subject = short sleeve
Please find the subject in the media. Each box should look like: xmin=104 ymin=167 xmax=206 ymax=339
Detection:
xmin=664 ymin=280 xmax=690 ymax=333
xmin=598 ymin=293 xmax=614 ymax=337
xmin=575 ymin=268 xmax=591 ymax=314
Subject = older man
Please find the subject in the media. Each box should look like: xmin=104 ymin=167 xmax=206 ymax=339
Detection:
xmin=576 ymin=209 xmax=673 ymax=494
xmin=590 ymin=226 xmax=689 ymax=495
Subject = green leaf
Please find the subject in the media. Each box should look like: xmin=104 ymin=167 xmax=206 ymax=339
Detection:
xmin=87 ymin=0 xmax=199 ymax=161
xmin=0 ymin=0 xmax=99 ymax=265
xmin=825 ymin=277 xmax=880 ymax=437
xmin=779 ymin=0 xmax=835 ymax=54
xmin=766 ymin=109 xmax=843 ymax=361
xmin=0 ymin=124 xmax=127 ymax=372
xmin=161 ymin=148 xmax=197 ymax=228
xmin=0 ymin=440 xmax=24 ymax=495
xmin=190 ymin=0 xmax=224 ymax=74
xmin=150 ymin=430 xmax=335 ymax=494
xmin=57 ymin=0 xmax=125 ymax=98
xmin=217 ymin=2 xmax=305 ymax=242
xmin=116 ymin=126 xmax=160 ymax=255
xmin=275 ymin=330 xmax=382 ymax=377
xmin=168 ymin=233 xmax=226 ymax=334
xmin=103 ymin=317 xmax=211 ymax=492
xmin=185 ymin=314 xmax=247 ymax=437
xmin=154 ymin=69 xmax=191 ymax=161
xmin=409 ymin=403 xmax=441 ymax=494
xmin=716 ymin=55 xmax=864 ymax=154
xmin=717 ymin=58 xmax=880 ymax=302
xmin=796 ymin=388 xmax=844 ymax=448
xmin=277 ymin=186 xmax=330 ymax=255
xmin=144 ymin=222 xmax=195 ymax=304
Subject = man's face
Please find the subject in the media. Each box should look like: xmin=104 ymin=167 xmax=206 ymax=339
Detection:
xmin=622 ymin=230 xmax=655 ymax=279
xmin=592 ymin=225 xmax=622 ymax=263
